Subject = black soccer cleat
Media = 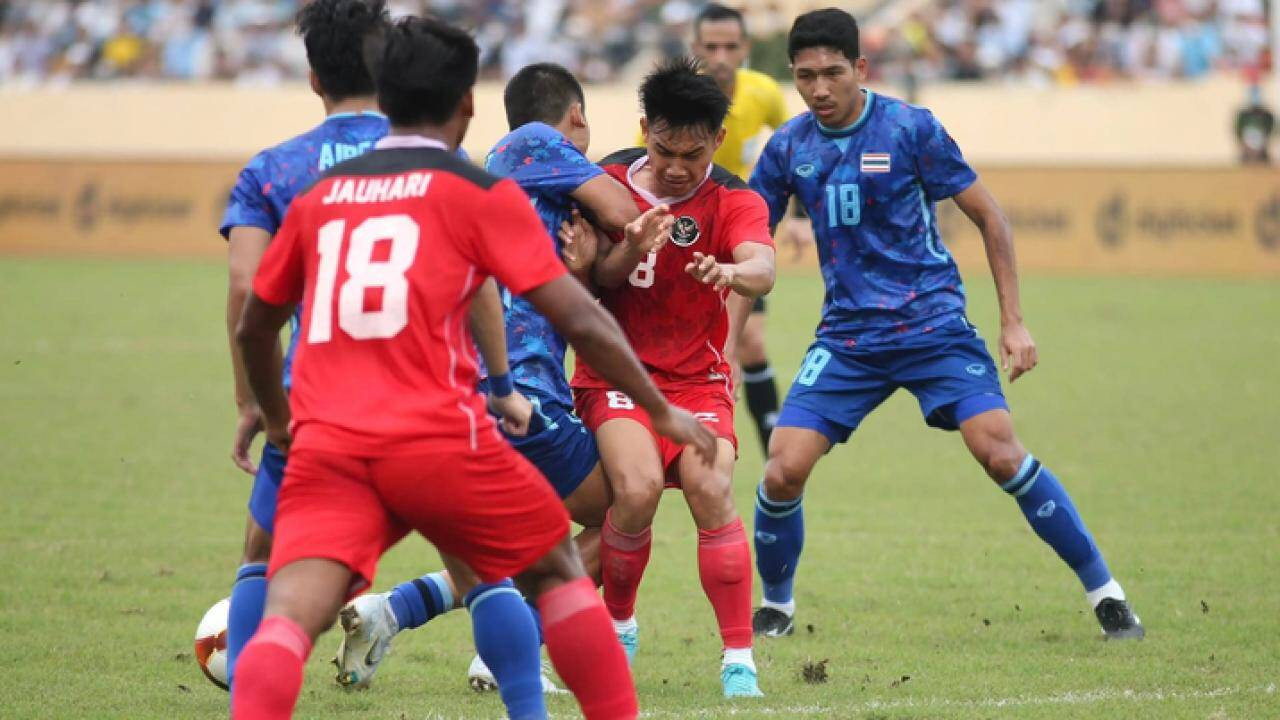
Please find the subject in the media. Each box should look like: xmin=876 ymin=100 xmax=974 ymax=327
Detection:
xmin=752 ymin=607 xmax=795 ymax=637
xmin=1094 ymin=598 xmax=1145 ymax=640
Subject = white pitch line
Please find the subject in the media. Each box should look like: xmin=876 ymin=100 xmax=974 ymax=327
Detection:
xmin=632 ymin=682 xmax=1278 ymax=718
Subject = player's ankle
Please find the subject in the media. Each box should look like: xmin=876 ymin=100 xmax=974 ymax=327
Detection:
xmin=760 ymin=598 xmax=795 ymax=616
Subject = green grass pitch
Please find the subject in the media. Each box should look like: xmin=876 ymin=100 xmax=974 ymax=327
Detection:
xmin=1 ymin=257 xmax=1277 ymax=718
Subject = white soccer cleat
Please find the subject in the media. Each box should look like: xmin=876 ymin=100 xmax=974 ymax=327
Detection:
xmin=467 ymin=654 xmax=566 ymax=695
xmin=332 ymin=592 xmax=399 ymax=689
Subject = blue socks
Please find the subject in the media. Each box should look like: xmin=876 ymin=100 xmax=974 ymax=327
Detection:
xmin=465 ymin=580 xmax=545 ymax=720
xmin=226 ymin=562 xmax=268 ymax=685
xmin=387 ymin=571 xmax=455 ymax=631
xmin=1003 ymin=455 xmax=1111 ymax=592
xmin=754 ymin=482 xmax=804 ymax=607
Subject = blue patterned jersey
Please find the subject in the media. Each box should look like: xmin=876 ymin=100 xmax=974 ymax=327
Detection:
xmin=749 ymin=91 xmax=978 ymax=347
xmin=219 ymin=111 xmax=388 ymax=387
xmin=482 ymin=122 xmax=604 ymax=402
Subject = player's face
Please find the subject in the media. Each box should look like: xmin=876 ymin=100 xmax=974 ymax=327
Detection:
xmin=643 ymin=121 xmax=726 ymax=198
xmin=694 ymin=20 xmax=747 ymax=90
xmin=791 ymin=47 xmax=866 ymax=128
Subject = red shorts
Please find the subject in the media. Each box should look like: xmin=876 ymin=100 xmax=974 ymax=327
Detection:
xmin=268 ymin=435 xmax=569 ymax=595
xmin=574 ymin=384 xmax=737 ymax=484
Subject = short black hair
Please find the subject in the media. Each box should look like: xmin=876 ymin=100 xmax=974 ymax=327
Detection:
xmin=695 ymin=3 xmax=746 ymax=37
xmin=503 ymin=63 xmax=585 ymax=130
xmin=639 ymin=56 xmax=729 ymax=136
xmin=370 ymin=16 xmax=479 ymax=126
xmin=788 ymin=8 xmax=860 ymax=62
xmin=296 ymin=0 xmax=389 ymax=101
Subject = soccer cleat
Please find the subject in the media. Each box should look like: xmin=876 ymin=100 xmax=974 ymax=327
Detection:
xmin=721 ymin=663 xmax=764 ymax=698
xmin=617 ymin=627 xmax=639 ymax=664
xmin=751 ymin=606 xmax=794 ymax=637
xmin=1094 ymin=598 xmax=1145 ymax=640
xmin=466 ymin=654 xmax=566 ymax=695
xmin=332 ymin=593 xmax=398 ymax=688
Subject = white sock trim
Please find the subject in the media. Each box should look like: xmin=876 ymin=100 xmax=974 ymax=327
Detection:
xmin=612 ymin=616 xmax=637 ymax=635
xmin=761 ymin=598 xmax=795 ymax=616
xmin=722 ymin=647 xmax=755 ymax=672
xmin=1086 ymin=578 xmax=1125 ymax=608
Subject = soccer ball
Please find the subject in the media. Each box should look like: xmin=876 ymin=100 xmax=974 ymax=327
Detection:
xmin=194 ymin=597 xmax=231 ymax=690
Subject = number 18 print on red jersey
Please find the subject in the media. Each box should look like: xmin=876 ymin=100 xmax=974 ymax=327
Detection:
xmin=253 ymin=143 xmax=567 ymax=456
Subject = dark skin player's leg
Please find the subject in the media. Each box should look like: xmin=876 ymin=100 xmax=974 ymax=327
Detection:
xmin=562 ymin=462 xmax=610 ymax=583
xmin=957 ymin=409 xmax=1028 ymax=484
xmin=759 ymin=426 xmax=831 ymax=503
xmin=240 ymin=515 xmax=272 ymax=565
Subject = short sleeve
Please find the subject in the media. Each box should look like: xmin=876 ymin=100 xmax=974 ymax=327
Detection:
xmin=251 ymin=203 xmax=306 ymax=306
xmin=763 ymin=80 xmax=789 ymax=130
xmin=469 ymin=179 xmax=568 ymax=295
xmin=219 ymin=157 xmax=279 ymax=239
xmin=715 ymin=188 xmax=774 ymax=260
xmin=748 ymin=130 xmax=793 ymax=227
xmin=484 ymin=124 xmax=603 ymax=197
xmin=914 ymin=110 xmax=977 ymax=202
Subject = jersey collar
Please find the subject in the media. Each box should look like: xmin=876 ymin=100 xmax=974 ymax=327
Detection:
xmin=325 ymin=110 xmax=387 ymax=122
xmin=374 ymin=135 xmax=450 ymax=151
xmin=624 ymin=153 xmax=713 ymax=207
xmin=815 ymin=90 xmax=875 ymax=138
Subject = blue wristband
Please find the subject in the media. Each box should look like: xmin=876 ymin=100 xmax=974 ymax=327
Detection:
xmin=488 ymin=373 xmax=514 ymax=398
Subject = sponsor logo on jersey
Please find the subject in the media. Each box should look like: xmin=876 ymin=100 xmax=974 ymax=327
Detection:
xmin=670 ymin=215 xmax=701 ymax=247
xmin=965 ymin=363 xmax=986 ymax=376
xmin=795 ymin=163 xmax=816 ymax=177
xmin=693 ymin=411 xmax=720 ymax=424
xmin=860 ymin=152 xmax=891 ymax=173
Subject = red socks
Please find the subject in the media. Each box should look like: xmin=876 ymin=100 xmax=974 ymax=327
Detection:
xmin=697 ymin=517 xmax=754 ymax=650
xmin=538 ymin=577 xmax=639 ymax=719
xmin=600 ymin=509 xmax=652 ymax=621
xmin=230 ymin=615 xmax=312 ymax=720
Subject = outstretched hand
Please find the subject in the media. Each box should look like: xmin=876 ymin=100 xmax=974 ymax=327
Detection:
xmin=624 ymin=204 xmax=673 ymax=255
xmin=557 ymin=209 xmax=599 ymax=275
xmin=684 ymin=251 xmax=738 ymax=291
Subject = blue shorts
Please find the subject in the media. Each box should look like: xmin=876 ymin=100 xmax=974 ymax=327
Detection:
xmin=248 ymin=441 xmax=287 ymax=534
xmin=500 ymin=395 xmax=599 ymax=499
xmin=778 ymin=326 xmax=1007 ymax=445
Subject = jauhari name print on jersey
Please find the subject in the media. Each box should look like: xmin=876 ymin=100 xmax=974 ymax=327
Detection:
xmin=320 ymin=173 xmax=433 ymax=205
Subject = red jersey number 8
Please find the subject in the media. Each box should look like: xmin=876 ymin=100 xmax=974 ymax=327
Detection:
xmin=308 ymin=214 xmax=419 ymax=344
xmin=628 ymin=250 xmax=657 ymax=289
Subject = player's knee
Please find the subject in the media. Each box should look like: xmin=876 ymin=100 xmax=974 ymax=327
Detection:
xmin=763 ymin=454 xmax=809 ymax=502
xmin=608 ymin=468 xmax=663 ymax=526
xmin=241 ymin=521 xmax=273 ymax=564
xmin=684 ymin=471 xmax=736 ymax=527
xmin=979 ymin=441 xmax=1026 ymax=483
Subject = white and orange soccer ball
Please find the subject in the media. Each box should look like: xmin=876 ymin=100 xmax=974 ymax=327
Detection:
xmin=194 ymin=597 xmax=230 ymax=690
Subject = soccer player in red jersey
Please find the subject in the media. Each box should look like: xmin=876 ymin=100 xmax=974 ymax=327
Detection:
xmin=231 ymin=19 xmax=715 ymax=720
xmin=570 ymin=57 xmax=777 ymax=698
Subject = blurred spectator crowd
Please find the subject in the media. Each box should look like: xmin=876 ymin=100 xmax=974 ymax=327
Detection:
xmin=0 ymin=0 xmax=1271 ymax=87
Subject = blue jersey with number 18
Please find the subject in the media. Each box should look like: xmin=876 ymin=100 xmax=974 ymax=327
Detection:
xmin=749 ymin=90 xmax=977 ymax=348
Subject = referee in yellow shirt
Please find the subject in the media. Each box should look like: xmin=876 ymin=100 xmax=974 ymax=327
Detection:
xmin=694 ymin=2 xmax=788 ymax=453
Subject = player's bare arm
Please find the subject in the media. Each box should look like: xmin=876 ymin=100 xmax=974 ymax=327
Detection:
xmin=592 ymin=204 xmax=673 ymax=288
xmin=953 ymin=180 xmax=1038 ymax=382
xmin=684 ymin=241 xmax=776 ymax=296
xmin=225 ymin=226 xmax=276 ymax=474
xmin=570 ymin=174 xmax=641 ymax=234
xmin=468 ymin=278 xmax=533 ymax=436
xmin=523 ymin=274 xmax=718 ymax=465
xmin=557 ymin=209 xmax=600 ymax=287
xmin=236 ymin=293 xmax=295 ymax=452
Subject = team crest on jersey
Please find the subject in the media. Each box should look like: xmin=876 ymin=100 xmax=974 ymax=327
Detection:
xmin=860 ymin=152 xmax=891 ymax=173
xmin=795 ymin=163 xmax=816 ymax=177
xmin=670 ymin=215 xmax=701 ymax=247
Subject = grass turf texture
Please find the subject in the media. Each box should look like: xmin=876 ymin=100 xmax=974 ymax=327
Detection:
xmin=1 ymin=257 xmax=1276 ymax=719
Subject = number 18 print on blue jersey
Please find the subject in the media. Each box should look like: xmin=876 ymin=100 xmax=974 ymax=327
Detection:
xmin=749 ymin=90 xmax=978 ymax=348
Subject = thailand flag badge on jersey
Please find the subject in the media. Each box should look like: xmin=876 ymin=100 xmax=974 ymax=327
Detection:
xmin=860 ymin=152 xmax=891 ymax=173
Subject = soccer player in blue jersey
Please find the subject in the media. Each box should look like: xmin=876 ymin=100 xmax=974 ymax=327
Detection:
xmin=747 ymin=9 xmax=1144 ymax=641
xmin=332 ymin=62 xmax=649 ymax=696
xmin=219 ymin=0 xmax=392 ymax=687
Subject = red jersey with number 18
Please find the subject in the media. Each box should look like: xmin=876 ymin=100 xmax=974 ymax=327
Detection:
xmin=571 ymin=148 xmax=773 ymax=391
xmin=253 ymin=142 xmax=566 ymax=456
